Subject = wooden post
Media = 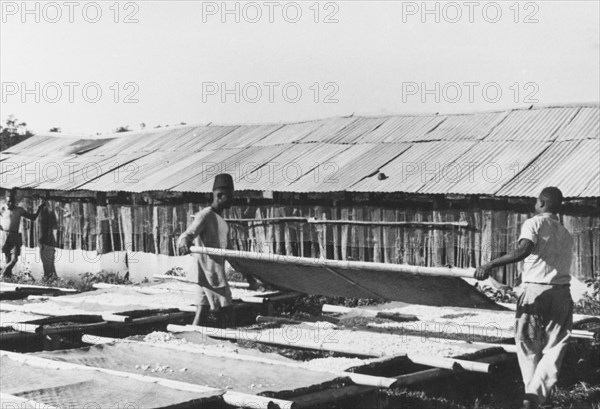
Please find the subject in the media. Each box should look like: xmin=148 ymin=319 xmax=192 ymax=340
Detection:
xmin=168 ymin=205 xmax=176 ymax=256
xmin=493 ymin=209 xmax=508 ymax=282
xmin=106 ymin=205 xmax=115 ymax=252
xmin=87 ymin=202 xmax=96 ymax=251
xmin=578 ymin=216 xmax=593 ymax=280
xmin=480 ymin=210 xmax=493 ymax=267
xmin=96 ymin=205 xmax=108 ymax=254
xmin=284 ymin=207 xmax=295 ymax=256
xmin=473 ymin=210 xmax=482 ymax=267
xmin=445 ymin=209 xmax=456 ymax=267
xmin=152 ymin=205 xmax=159 ymax=255
xmin=371 ymin=208 xmax=382 ymax=263
xmin=72 ymin=202 xmax=81 ymax=249
xmin=564 ymin=215 xmax=594 ymax=280
xmin=143 ymin=205 xmax=152 ymax=253
xmin=401 ymin=210 xmax=410 ymax=265
xmin=117 ymin=204 xmax=125 ymax=251
xmin=432 ymin=200 xmax=444 ymax=267
xmin=64 ymin=201 xmax=73 ymax=249
xmin=82 ymin=202 xmax=90 ymax=250
xmin=357 ymin=208 xmax=366 ymax=261
xmin=506 ymin=212 xmax=522 ymax=286
xmin=318 ymin=210 xmax=327 ymax=258
xmin=255 ymin=207 xmax=266 ymax=254
xmin=246 ymin=208 xmax=256 ymax=253
xmin=350 ymin=207 xmax=359 ymax=261
xmin=266 ymin=207 xmax=275 ymax=254
xmin=174 ymin=205 xmax=187 ymax=250
xmin=456 ymin=212 xmax=465 ymax=267
xmin=121 ymin=207 xmax=133 ymax=253
xmin=341 ymin=207 xmax=349 ymax=261
xmin=298 ymin=207 xmax=306 ymax=257
xmin=413 ymin=210 xmax=425 ymax=266
xmin=332 ymin=206 xmax=340 ymax=260
xmin=382 ymin=209 xmax=394 ymax=264
xmin=274 ymin=206 xmax=284 ymax=255
xmin=592 ymin=217 xmax=600 ymax=279
xmin=309 ymin=207 xmax=318 ymax=258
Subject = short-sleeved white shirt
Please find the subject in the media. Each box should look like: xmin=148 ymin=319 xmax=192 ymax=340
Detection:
xmin=519 ymin=213 xmax=573 ymax=285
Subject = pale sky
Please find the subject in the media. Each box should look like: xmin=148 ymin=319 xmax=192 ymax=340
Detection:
xmin=1 ymin=0 xmax=599 ymax=135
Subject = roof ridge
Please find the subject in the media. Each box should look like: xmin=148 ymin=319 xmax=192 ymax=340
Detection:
xmin=30 ymin=103 xmax=599 ymax=140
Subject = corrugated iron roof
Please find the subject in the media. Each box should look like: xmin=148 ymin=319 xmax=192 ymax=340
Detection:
xmin=420 ymin=141 xmax=551 ymax=195
xmin=484 ymin=107 xmax=580 ymax=142
xmin=88 ymin=125 xmax=238 ymax=156
xmin=497 ymin=139 xmax=599 ymax=198
xmin=90 ymin=128 xmax=183 ymax=156
xmin=242 ymin=143 xmax=352 ymax=192
xmin=580 ymin=171 xmax=600 ymax=198
xmin=156 ymin=126 xmax=240 ymax=153
xmin=146 ymin=148 xmax=243 ymax=192
xmin=82 ymin=151 xmax=199 ymax=192
xmin=420 ymin=111 xmax=510 ymax=141
xmin=201 ymin=124 xmax=284 ymax=150
xmin=291 ymin=143 xmax=412 ymax=192
xmin=316 ymin=117 xmax=389 ymax=144
xmin=348 ymin=141 xmax=479 ymax=193
xmin=172 ymin=145 xmax=291 ymax=192
xmin=1 ymin=154 xmax=72 ymax=188
xmin=254 ymin=120 xmax=326 ymax=146
xmin=298 ymin=117 xmax=358 ymax=143
xmin=0 ymin=153 xmax=148 ymax=190
xmin=2 ymin=104 xmax=598 ymax=198
xmin=2 ymin=134 xmax=82 ymax=157
xmin=356 ymin=115 xmax=447 ymax=143
xmin=554 ymin=107 xmax=599 ymax=141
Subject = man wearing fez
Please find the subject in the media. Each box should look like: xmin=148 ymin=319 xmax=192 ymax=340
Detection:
xmin=0 ymin=189 xmax=45 ymax=278
xmin=177 ymin=174 xmax=236 ymax=327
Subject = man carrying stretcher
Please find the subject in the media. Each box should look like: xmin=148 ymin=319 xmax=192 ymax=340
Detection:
xmin=177 ymin=174 xmax=237 ymax=327
xmin=476 ymin=187 xmax=574 ymax=409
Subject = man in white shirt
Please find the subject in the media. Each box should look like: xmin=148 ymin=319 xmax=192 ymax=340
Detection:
xmin=475 ymin=187 xmax=573 ymax=409
xmin=177 ymin=174 xmax=235 ymax=327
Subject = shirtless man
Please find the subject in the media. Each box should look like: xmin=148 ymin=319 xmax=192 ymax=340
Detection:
xmin=0 ymin=189 xmax=45 ymax=278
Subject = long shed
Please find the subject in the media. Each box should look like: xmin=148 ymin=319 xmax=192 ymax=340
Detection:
xmin=1 ymin=104 xmax=598 ymax=284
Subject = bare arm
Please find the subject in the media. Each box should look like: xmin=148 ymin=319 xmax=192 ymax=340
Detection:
xmin=474 ymin=239 xmax=534 ymax=280
xmin=22 ymin=203 xmax=46 ymax=221
xmin=22 ymin=209 xmax=38 ymax=221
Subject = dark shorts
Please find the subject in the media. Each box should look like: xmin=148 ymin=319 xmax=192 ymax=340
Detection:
xmin=2 ymin=233 xmax=22 ymax=257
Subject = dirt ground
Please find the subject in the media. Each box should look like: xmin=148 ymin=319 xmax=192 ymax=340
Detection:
xmin=273 ymin=292 xmax=600 ymax=409
xmin=2 ymin=275 xmax=599 ymax=409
